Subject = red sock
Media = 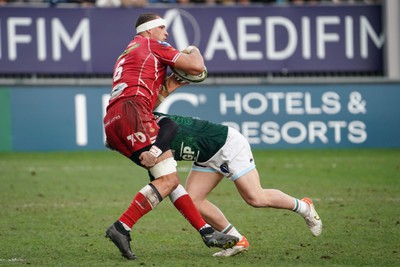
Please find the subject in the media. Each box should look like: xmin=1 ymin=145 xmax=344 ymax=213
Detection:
xmin=171 ymin=185 xmax=207 ymax=231
xmin=119 ymin=191 xmax=153 ymax=229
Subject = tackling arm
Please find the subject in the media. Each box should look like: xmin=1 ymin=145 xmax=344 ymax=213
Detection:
xmin=154 ymin=74 xmax=188 ymax=109
xmin=139 ymin=117 xmax=179 ymax=168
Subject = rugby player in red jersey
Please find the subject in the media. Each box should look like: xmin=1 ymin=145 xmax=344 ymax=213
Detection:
xmin=103 ymin=13 xmax=238 ymax=260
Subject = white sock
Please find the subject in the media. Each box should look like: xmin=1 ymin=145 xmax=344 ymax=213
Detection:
xmin=222 ymin=224 xmax=243 ymax=240
xmin=292 ymin=198 xmax=309 ymax=217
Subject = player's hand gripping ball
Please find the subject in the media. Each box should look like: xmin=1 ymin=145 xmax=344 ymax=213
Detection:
xmin=171 ymin=66 xmax=208 ymax=83
xmin=171 ymin=46 xmax=208 ymax=83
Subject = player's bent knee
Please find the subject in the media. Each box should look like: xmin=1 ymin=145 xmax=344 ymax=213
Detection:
xmin=187 ymin=192 xmax=204 ymax=204
xmin=244 ymin=197 xmax=266 ymax=208
xmin=160 ymin=173 xmax=180 ymax=191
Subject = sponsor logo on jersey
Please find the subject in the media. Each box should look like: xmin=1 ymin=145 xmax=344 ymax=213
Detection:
xmin=157 ymin=41 xmax=171 ymax=47
xmin=118 ymin=43 xmax=140 ymax=59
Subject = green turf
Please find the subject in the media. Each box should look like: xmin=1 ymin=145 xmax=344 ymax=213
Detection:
xmin=0 ymin=149 xmax=399 ymax=266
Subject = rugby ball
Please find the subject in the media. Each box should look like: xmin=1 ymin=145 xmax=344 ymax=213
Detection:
xmin=171 ymin=66 xmax=208 ymax=83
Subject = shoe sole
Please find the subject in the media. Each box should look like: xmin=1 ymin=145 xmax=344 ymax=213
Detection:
xmin=309 ymin=204 xmax=322 ymax=236
xmin=206 ymin=237 xmax=239 ymax=249
xmin=301 ymin=198 xmax=322 ymax=237
xmin=222 ymin=239 xmax=239 ymax=249
xmin=213 ymin=247 xmax=249 ymax=257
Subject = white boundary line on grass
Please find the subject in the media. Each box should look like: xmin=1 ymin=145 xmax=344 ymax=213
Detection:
xmin=0 ymin=258 xmax=26 ymax=263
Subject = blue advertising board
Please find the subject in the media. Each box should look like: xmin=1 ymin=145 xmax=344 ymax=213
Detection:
xmin=157 ymin=84 xmax=399 ymax=148
xmin=0 ymin=4 xmax=383 ymax=74
xmin=1 ymin=82 xmax=399 ymax=151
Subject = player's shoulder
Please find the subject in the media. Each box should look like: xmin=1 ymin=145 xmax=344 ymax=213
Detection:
xmin=148 ymin=38 xmax=173 ymax=48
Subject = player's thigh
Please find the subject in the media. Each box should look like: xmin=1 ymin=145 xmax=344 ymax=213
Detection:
xmin=105 ymin=99 xmax=158 ymax=157
xmin=234 ymin=168 xmax=263 ymax=200
xmin=185 ymin=170 xmax=224 ymax=199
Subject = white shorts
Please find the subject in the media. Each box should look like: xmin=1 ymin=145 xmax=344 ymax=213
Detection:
xmin=191 ymin=127 xmax=256 ymax=181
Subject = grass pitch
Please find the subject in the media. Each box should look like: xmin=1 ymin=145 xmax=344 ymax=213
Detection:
xmin=0 ymin=149 xmax=399 ymax=266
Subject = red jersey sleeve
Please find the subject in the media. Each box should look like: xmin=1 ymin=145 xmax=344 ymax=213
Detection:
xmin=149 ymin=39 xmax=181 ymax=67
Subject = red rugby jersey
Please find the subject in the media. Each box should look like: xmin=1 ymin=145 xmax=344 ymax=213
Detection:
xmin=107 ymin=35 xmax=181 ymax=110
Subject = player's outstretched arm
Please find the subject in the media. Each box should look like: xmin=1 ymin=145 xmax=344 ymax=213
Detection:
xmin=139 ymin=117 xmax=179 ymax=168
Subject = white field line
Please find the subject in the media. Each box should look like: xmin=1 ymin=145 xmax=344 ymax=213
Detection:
xmin=0 ymin=258 xmax=26 ymax=263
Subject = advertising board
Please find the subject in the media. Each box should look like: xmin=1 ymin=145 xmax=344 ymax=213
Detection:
xmin=1 ymin=83 xmax=399 ymax=151
xmin=0 ymin=5 xmax=383 ymax=74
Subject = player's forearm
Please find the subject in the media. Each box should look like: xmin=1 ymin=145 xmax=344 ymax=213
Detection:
xmin=164 ymin=74 xmax=187 ymax=95
xmin=175 ymin=46 xmax=205 ymax=75
xmin=184 ymin=46 xmax=205 ymax=74
xmin=153 ymin=117 xmax=178 ymax=153
xmin=154 ymin=75 xmax=187 ymax=109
